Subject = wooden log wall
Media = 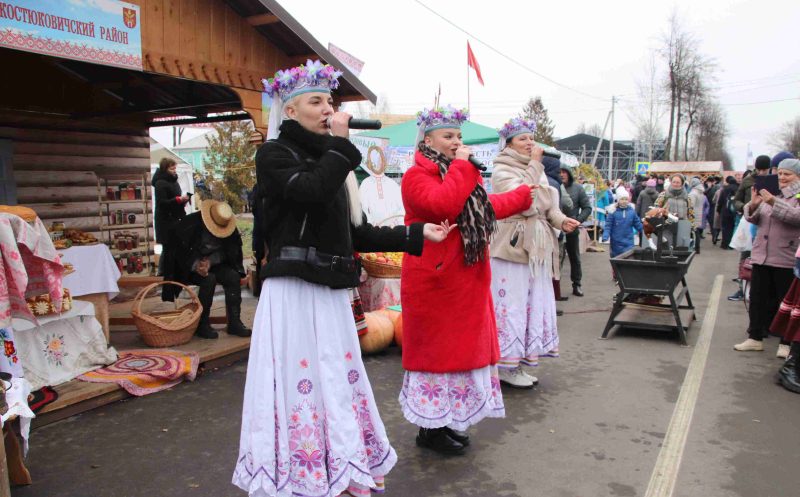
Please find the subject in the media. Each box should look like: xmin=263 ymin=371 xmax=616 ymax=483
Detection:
xmin=2 ymin=126 xmax=153 ymax=243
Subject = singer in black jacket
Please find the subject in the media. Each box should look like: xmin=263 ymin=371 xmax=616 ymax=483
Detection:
xmin=236 ymin=61 xmax=452 ymax=497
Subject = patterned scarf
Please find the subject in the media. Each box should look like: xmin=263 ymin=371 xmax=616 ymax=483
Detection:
xmin=419 ymin=143 xmax=497 ymax=265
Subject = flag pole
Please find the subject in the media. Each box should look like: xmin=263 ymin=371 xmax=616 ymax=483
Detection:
xmin=466 ymin=44 xmax=471 ymax=110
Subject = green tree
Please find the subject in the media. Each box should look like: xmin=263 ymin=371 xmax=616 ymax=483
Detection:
xmin=519 ymin=96 xmax=555 ymax=145
xmin=202 ymin=120 xmax=257 ymax=213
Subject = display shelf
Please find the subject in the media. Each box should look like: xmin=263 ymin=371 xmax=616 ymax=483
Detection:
xmin=98 ymin=223 xmax=145 ymax=230
xmin=97 ymin=173 xmax=154 ymax=277
xmin=99 ymin=199 xmax=151 ymax=204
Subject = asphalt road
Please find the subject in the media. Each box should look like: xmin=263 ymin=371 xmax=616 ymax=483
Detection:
xmin=13 ymin=244 xmax=800 ymax=497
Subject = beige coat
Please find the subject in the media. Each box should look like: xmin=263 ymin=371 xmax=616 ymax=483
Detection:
xmin=490 ymin=148 xmax=567 ymax=277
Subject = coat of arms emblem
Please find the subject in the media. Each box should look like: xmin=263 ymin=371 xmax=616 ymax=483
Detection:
xmin=123 ymin=8 xmax=137 ymax=29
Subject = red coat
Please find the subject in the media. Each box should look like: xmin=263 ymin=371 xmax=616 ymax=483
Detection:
xmin=400 ymin=151 xmax=532 ymax=373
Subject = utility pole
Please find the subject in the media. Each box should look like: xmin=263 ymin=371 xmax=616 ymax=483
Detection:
xmin=608 ymin=95 xmax=616 ymax=181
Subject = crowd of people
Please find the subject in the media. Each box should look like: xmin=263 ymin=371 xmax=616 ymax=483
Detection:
xmin=150 ymin=59 xmax=800 ymax=497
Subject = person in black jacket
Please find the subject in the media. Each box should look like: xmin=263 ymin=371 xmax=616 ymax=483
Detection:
xmin=233 ymin=60 xmax=451 ymax=497
xmin=717 ymin=176 xmax=740 ymax=249
xmin=161 ymin=201 xmax=249 ymax=339
xmin=152 ymin=158 xmax=189 ymax=248
xmin=560 ymin=165 xmax=592 ymax=296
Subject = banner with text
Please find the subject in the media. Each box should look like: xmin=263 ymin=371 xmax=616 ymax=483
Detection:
xmin=0 ymin=0 xmax=142 ymax=70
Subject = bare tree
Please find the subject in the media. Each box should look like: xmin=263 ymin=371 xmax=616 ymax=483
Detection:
xmin=575 ymin=122 xmax=604 ymax=137
xmin=771 ymin=117 xmax=800 ymax=156
xmin=692 ymin=99 xmax=729 ymax=165
xmin=659 ymin=12 xmax=699 ymax=160
xmin=625 ymin=53 xmax=666 ymax=161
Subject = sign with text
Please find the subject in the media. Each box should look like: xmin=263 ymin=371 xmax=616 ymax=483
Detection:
xmin=0 ymin=0 xmax=142 ymax=70
xmin=328 ymin=42 xmax=364 ymax=76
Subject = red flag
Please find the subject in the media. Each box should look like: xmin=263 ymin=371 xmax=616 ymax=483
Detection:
xmin=467 ymin=41 xmax=484 ymax=86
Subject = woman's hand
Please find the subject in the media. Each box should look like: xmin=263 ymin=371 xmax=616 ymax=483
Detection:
xmin=423 ymin=220 xmax=456 ymax=243
xmin=749 ymin=187 xmax=762 ymax=209
xmin=528 ymin=184 xmax=540 ymax=199
xmin=455 ymin=145 xmax=472 ymax=162
xmin=561 ymin=218 xmax=581 ymax=233
xmin=758 ymin=188 xmax=776 ymax=206
xmin=328 ymin=111 xmax=351 ymax=138
xmin=531 ymin=145 xmax=544 ymax=162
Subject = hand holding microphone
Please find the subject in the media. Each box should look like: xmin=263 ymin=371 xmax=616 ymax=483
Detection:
xmin=327 ymin=113 xmax=383 ymax=137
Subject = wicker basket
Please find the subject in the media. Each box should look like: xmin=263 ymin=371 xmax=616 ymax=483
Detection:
xmin=131 ymin=281 xmax=202 ymax=347
xmin=360 ymin=258 xmax=402 ymax=278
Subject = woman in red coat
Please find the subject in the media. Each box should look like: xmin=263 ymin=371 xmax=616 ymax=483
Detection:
xmin=399 ymin=106 xmax=534 ymax=455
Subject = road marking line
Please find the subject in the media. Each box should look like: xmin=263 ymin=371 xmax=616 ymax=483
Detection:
xmin=644 ymin=274 xmax=723 ymax=497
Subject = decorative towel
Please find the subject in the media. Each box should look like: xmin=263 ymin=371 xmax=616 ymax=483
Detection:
xmin=78 ymin=349 xmax=199 ymax=396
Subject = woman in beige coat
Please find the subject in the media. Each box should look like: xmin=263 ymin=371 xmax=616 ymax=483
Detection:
xmin=490 ymin=119 xmax=580 ymax=388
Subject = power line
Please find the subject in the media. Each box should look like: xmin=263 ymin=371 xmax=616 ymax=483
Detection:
xmin=720 ymin=97 xmax=800 ymax=107
xmin=716 ymin=79 xmax=800 ymax=96
xmin=411 ymin=0 xmax=608 ymax=102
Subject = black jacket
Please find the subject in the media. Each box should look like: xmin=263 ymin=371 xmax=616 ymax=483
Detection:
xmin=254 ymin=120 xmax=423 ymax=289
xmin=717 ymin=183 xmax=739 ymax=222
xmin=636 ymin=187 xmax=660 ymax=218
xmin=161 ymin=212 xmax=245 ymax=301
xmin=561 ymin=167 xmax=591 ymax=223
xmin=152 ymin=169 xmax=186 ymax=244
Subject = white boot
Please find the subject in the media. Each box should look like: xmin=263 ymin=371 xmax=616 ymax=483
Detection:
xmin=520 ymin=369 xmax=539 ymax=385
xmin=734 ymin=338 xmax=764 ymax=351
xmin=777 ymin=344 xmax=790 ymax=359
xmin=498 ymin=367 xmax=535 ymax=389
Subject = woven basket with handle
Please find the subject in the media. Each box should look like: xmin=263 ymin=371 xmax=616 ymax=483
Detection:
xmin=131 ymin=281 xmax=202 ymax=347
xmin=360 ymin=214 xmax=404 ymax=278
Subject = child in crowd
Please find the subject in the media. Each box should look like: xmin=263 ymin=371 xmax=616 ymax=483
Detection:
xmin=603 ymin=191 xmax=644 ymax=259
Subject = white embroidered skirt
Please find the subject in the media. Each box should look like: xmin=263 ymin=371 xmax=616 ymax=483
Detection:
xmin=490 ymin=258 xmax=560 ymax=369
xmin=233 ymin=277 xmax=396 ymax=497
xmin=398 ymin=366 xmax=505 ymax=431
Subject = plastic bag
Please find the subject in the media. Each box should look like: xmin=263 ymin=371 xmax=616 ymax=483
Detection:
xmin=730 ymin=217 xmax=753 ymax=252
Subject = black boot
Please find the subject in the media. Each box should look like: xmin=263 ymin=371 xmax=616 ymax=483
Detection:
xmin=416 ymin=428 xmax=465 ymax=455
xmin=442 ymin=427 xmax=470 ymax=447
xmin=195 ymin=320 xmax=218 ymax=339
xmin=572 ymin=284 xmax=584 ymax=297
xmin=778 ymin=342 xmax=800 ymax=393
xmin=227 ymin=302 xmax=252 ymax=338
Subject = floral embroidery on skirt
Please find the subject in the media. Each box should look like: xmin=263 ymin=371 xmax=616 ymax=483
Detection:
xmin=398 ymin=366 xmax=504 ymax=431
xmin=491 ymin=258 xmax=560 ymax=368
xmin=233 ymin=278 xmax=396 ymax=497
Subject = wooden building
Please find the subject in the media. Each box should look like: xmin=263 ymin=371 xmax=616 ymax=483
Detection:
xmin=1 ymin=0 xmax=376 ymax=247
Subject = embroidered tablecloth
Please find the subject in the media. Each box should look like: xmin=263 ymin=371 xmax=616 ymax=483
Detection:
xmin=12 ymin=300 xmax=118 ymax=390
xmin=0 ymin=214 xmax=64 ymax=329
xmin=358 ymin=276 xmax=402 ymax=312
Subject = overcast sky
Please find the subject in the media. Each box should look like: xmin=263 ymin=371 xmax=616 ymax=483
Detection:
xmin=285 ymin=0 xmax=799 ymax=170
xmin=151 ymin=0 xmax=799 ymax=171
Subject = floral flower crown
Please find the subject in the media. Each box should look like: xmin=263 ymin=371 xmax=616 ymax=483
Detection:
xmin=416 ymin=106 xmax=470 ymax=132
xmin=498 ymin=117 xmax=537 ymax=141
xmin=262 ymin=59 xmax=343 ymax=102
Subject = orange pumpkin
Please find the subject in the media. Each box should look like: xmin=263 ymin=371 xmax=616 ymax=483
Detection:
xmin=359 ymin=312 xmax=394 ymax=354
xmin=393 ymin=314 xmax=403 ymax=348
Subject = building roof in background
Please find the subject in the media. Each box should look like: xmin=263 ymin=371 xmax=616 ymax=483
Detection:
xmin=150 ymin=138 xmax=190 ymax=166
xmin=172 ymin=131 xmax=215 ymax=150
xmin=554 ymin=133 xmax=635 ymax=151
xmin=357 ymin=119 xmax=500 ymax=146
xmin=650 ymin=161 xmax=724 ymax=173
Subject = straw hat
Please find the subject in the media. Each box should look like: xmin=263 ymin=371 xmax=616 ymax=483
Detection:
xmin=200 ymin=200 xmax=236 ymax=238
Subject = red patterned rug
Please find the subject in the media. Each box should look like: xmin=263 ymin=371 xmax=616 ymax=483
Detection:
xmin=78 ymin=349 xmax=199 ymax=396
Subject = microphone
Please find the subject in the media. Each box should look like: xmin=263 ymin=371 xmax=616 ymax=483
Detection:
xmin=468 ymin=155 xmax=487 ymax=172
xmin=327 ymin=117 xmax=382 ymax=130
xmin=542 ymin=150 xmax=561 ymax=159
